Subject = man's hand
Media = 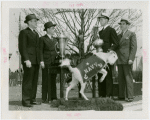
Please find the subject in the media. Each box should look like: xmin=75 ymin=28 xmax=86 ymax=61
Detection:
xmin=25 ymin=60 xmax=32 ymax=68
xmin=40 ymin=61 xmax=45 ymax=69
xmin=107 ymin=49 xmax=112 ymax=52
xmin=128 ymin=60 xmax=133 ymax=64
xmin=107 ymin=49 xmax=115 ymax=53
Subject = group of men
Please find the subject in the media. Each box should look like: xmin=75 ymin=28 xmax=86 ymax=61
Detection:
xmin=18 ymin=12 xmax=137 ymax=107
xmin=19 ymin=14 xmax=58 ymax=107
xmin=96 ymin=13 xmax=137 ymax=102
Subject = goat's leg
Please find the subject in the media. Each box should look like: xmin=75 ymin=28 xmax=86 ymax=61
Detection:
xmin=79 ymin=82 xmax=89 ymax=100
xmin=99 ymin=69 xmax=107 ymax=82
xmin=65 ymin=77 xmax=78 ymax=101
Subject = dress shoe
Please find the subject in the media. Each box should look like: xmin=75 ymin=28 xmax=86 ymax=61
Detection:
xmin=30 ymin=101 xmax=41 ymax=105
xmin=22 ymin=103 xmax=33 ymax=107
xmin=126 ymin=98 xmax=133 ymax=102
xmin=113 ymin=97 xmax=125 ymax=101
xmin=51 ymin=98 xmax=57 ymax=101
xmin=110 ymin=96 xmax=114 ymax=100
xmin=106 ymin=96 xmax=114 ymax=99
xmin=42 ymin=100 xmax=47 ymax=103
xmin=52 ymin=99 xmax=57 ymax=101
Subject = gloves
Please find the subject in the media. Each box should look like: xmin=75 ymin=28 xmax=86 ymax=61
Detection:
xmin=40 ymin=61 xmax=45 ymax=69
xmin=128 ymin=60 xmax=133 ymax=64
xmin=107 ymin=49 xmax=113 ymax=52
xmin=24 ymin=60 xmax=32 ymax=68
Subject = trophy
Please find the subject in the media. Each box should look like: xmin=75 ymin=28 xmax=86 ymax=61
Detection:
xmin=92 ymin=25 xmax=99 ymax=38
xmin=92 ymin=25 xmax=104 ymax=52
xmin=55 ymin=33 xmax=69 ymax=63
xmin=93 ymin=38 xmax=104 ymax=52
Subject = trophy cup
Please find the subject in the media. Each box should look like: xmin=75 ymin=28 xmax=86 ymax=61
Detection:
xmin=93 ymin=38 xmax=104 ymax=52
xmin=55 ymin=33 xmax=69 ymax=64
xmin=92 ymin=25 xmax=104 ymax=52
xmin=92 ymin=25 xmax=99 ymax=38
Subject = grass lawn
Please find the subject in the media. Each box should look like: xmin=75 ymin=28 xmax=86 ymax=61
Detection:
xmin=9 ymin=84 xmax=142 ymax=111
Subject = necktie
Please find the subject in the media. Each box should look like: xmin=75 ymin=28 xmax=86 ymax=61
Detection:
xmin=33 ymin=30 xmax=36 ymax=34
xmin=120 ymin=32 xmax=123 ymax=38
xmin=49 ymin=35 xmax=52 ymax=40
xmin=33 ymin=30 xmax=37 ymax=44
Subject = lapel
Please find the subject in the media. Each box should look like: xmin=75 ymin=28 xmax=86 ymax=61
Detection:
xmin=43 ymin=35 xmax=53 ymax=49
xmin=26 ymin=27 xmax=37 ymax=41
xmin=99 ymin=26 xmax=109 ymax=37
xmin=44 ymin=34 xmax=58 ymax=49
xmin=119 ymin=30 xmax=130 ymax=44
xmin=36 ymin=33 xmax=39 ymax=45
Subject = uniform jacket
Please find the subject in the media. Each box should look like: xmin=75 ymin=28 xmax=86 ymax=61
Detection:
xmin=117 ymin=30 xmax=137 ymax=64
xmin=18 ymin=27 xmax=40 ymax=64
xmin=99 ymin=26 xmax=119 ymax=52
xmin=39 ymin=34 xmax=58 ymax=64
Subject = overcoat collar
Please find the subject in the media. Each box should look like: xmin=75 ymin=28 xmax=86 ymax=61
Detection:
xmin=99 ymin=25 xmax=110 ymax=36
xmin=43 ymin=34 xmax=57 ymax=49
xmin=26 ymin=27 xmax=39 ymax=44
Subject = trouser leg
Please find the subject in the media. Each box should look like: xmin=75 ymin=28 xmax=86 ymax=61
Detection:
xmin=118 ymin=64 xmax=126 ymax=98
xmin=123 ymin=65 xmax=134 ymax=99
xmin=42 ymin=67 xmax=48 ymax=101
xmin=105 ymin=64 xmax=113 ymax=97
xmin=31 ymin=64 xmax=39 ymax=102
xmin=98 ymin=73 xmax=106 ymax=97
xmin=22 ymin=63 xmax=35 ymax=104
xmin=51 ymin=74 xmax=57 ymax=99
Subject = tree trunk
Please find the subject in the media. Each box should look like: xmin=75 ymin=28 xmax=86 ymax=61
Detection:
xmin=78 ymin=9 xmax=85 ymax=64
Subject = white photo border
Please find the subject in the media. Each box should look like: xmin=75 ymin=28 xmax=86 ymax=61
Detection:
xmin=1 ymin=1 xmax=149 ymax=119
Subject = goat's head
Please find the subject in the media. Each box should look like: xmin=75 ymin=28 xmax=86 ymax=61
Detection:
xmin=107 ymin=51 xmax=118 ymax=65
xmin=60 ymin=58 xmax=71 ymax=67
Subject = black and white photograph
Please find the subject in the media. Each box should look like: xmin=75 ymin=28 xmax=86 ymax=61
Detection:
xmin=1 ymin=1 xmax=149 ymax=119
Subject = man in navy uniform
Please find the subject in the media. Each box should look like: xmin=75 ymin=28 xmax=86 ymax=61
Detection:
xmin=116 ymin=18 xmax=137 ymax=102
xmin=97 ymin=13 xmax=119 ymax=98
xmin=39 ymin=21 xmax=58 ymax=103
xmin=18 ymin=14 xmax=41 ymax=107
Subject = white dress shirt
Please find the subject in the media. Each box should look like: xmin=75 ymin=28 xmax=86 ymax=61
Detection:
xmin=47 ymin=34 xmax=52 ymax=39
xmin=103 ymin=24 xmax=109 ymax=30
xmin=122 ymin=29 xmax=128 ymax=35
xmin=28 ymin=27 xmax=34 ymax=31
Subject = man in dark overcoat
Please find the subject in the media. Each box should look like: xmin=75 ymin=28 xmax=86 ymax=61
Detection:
xmin=18 ymin=14 xmax=41 ymax=107
xmin=97 ymin=13 xmax=119 ymax=98
xmin=39 ymin=21 xmax=58 ymax=103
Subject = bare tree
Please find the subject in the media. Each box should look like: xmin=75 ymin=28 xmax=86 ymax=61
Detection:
xmin=55 ymin=9 xmax=105 ymax=63
xmin=21 ymin=8 xmax=142 ymax=63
